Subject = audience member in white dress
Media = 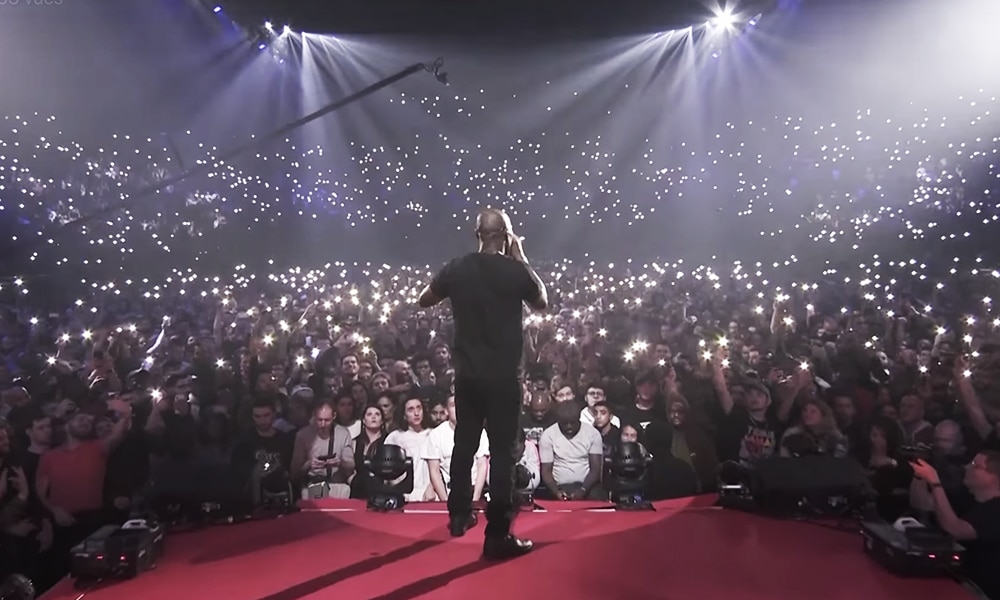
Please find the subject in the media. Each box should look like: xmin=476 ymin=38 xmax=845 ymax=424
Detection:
xmin=384 ymin=397 xmax=434 ymax=502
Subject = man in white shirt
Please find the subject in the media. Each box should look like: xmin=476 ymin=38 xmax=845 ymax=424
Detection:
xmin=425 ymin=396 xmax=489 ymax=501
xmin=539 ymin=401 xmax=604 ymax=501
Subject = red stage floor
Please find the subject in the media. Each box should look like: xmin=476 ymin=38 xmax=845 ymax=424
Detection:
xmin=42 ymin=496 xmax=974 ymax=600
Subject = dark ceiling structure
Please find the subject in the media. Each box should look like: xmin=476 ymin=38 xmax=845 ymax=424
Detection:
xmin=217 ymin=0 xmax=779 ymax=38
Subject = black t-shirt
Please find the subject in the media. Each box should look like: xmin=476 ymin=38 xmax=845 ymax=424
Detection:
xmin=718 ymin=408 xmax=783 ymax=464
xmin=617 ymin=401 xmax=667 ymax=433
xmin=934 ymin=454 xmax=975 ymax=516
xmin=601 ymin=425 xmax=621 ymax=457
xmin=430 ymin=252 xmax=540 ymax=380
xmin=961 ymin=497 xmax=1000 ymax=599
xmin=104 ymin=430 xmax=151 ymax=501
xmin=643 ymin=420 xmax=673 ymax=453
xmin=233 ymin=430 xmax=294 ymax=473
xmin=520 ymin=410 xmax=555 ymax=445
xmin=161 ymin=412 xmax=199 ymax=460
xmin=11 ymin=449 xmax=42 ymax=496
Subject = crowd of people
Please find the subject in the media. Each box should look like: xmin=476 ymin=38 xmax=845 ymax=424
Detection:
xmin=2 ymin=0 xmax=999 ymax=595
xmin=0 ymin=253 xmax=998 ymax=596
xmin=1 ymin=82 xmax=998 ymax=281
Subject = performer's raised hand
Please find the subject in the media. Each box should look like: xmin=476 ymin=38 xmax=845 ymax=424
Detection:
xmin=508 ymin=232 xmax=527 ymax=263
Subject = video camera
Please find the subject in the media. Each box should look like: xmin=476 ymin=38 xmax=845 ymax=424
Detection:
xmin=70 ymin=518 xmax=165 ymax=582
xmin=900 ymin=444 xmax=933 ymax=463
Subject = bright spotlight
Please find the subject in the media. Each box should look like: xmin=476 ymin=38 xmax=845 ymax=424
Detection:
xmin=212 ymin=5 xmax=222 ymax=13
xmin=257 ymin=42 xmax=267 ymax=51
xmin=712 ymin=7 xmax=738 ymax=28
xmin=282 ymin=25 xmax=292 ymax=35
xmin=264 ymin=21 xmax=273 ymax=31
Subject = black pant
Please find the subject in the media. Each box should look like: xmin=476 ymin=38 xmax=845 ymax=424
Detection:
xmin=48 ymin=510 xmax=108 ymax=587
xmin=448 ymin=375 xmax=521 ymax=538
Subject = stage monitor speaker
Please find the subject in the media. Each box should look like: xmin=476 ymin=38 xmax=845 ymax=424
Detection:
xmin=718 ymin=456 xmax=874 ymax=517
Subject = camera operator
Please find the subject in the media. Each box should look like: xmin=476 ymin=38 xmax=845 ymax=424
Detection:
xmin=909 ymin=420 xmax=974 ymax=520
xmin=910 ymin=453 xmax=1000 ymax=599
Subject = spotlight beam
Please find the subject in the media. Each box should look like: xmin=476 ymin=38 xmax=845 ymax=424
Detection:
xmin=3 ymin=60 xmax=448 ymax=258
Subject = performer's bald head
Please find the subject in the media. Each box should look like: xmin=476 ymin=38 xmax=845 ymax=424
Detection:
xmin=476 ymin=209 xmax=511 ymax=247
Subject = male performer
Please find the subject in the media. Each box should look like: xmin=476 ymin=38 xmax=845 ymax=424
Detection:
xmin=418 ymin=208 xmax=547 ymax=560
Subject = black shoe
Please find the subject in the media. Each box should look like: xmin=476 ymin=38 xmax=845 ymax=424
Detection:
xmin=448 ymin=513 xmax=478 ymax=537
xmin=482 ymin=535 xmax=533 ymax=560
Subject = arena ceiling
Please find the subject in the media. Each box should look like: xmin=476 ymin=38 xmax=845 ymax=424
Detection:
xmin=215 ymin=0 xmax=781 ymax=37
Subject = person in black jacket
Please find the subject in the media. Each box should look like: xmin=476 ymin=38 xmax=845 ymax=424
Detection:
xmin=350 ymin=404 xmax=386 ymax=499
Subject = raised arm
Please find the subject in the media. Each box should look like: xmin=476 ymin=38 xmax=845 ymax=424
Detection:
xmin=954 ymin=355 xmax=997 ymax=441
xmin=912 ymin=460 xmax=978 ymax=541
xmin=419 ymin=285 xmax=444 ymax=308
xmin=146 ymin=315 xmax=170 ymax=355
xmin=419 ymin=260 xmax=452 ymax=309
xmin=711 ymin=358 xmax=734 ymax=416
xmin=510 ymin=236 xmax=547 ymax=311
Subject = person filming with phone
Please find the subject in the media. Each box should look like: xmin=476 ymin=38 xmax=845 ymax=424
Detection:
xmin=418 ymin=208 xmax=547 ymax=560
xmin=291 ymin=401 xmax=354 ymax=499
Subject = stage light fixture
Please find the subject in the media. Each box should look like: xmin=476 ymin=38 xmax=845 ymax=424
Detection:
xmin=0 ymin=575 xmax=34 ymax=600
xmin=264 ymin=21 xmax=273 ymax=31
xmin=717 ymin=460 xmax=755 ymax=509
xmin=212 ymin=5 xmax=222 ymax=13
xmin=711 ymin=5 xmax=738 ymax=29
xmin=363 ymin=444 xmax=414 ymax=512
xmin=514 ymin=464 xmax=539 ymax=511
xmin=604 ymin=442 xmax=653 ymax=511
xmin=253 ymin=457 xmax=293 ymax=511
